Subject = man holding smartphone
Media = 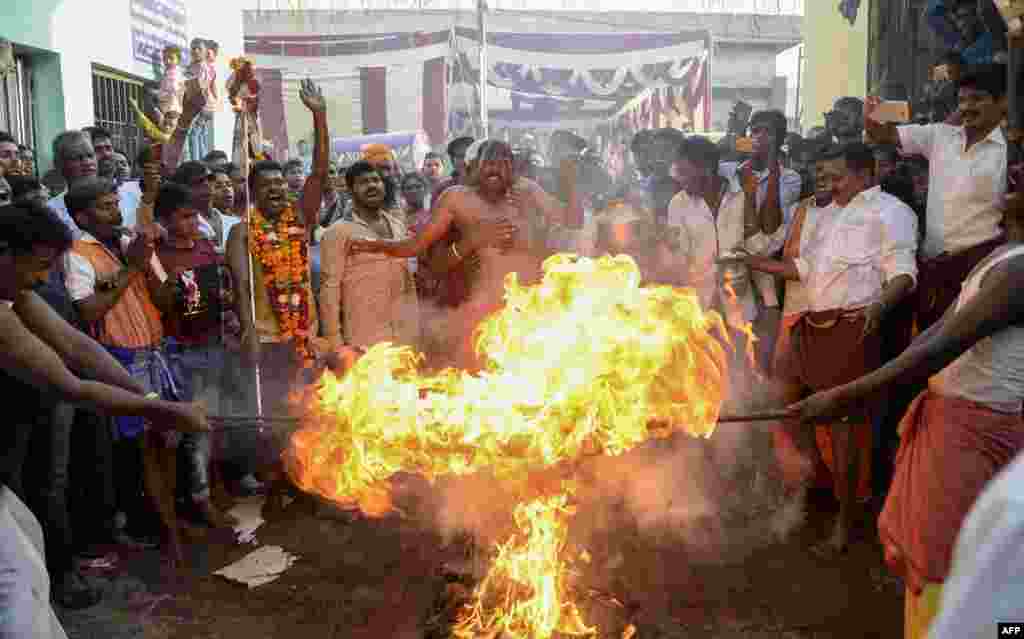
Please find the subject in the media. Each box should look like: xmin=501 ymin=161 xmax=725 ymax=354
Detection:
xmin=866 ymin=64 xmax=1009 ymax=331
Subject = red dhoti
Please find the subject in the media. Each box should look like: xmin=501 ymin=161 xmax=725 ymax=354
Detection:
xmin=878 ymin=390 xmax=1024 ymax=595
xmin=774 ymin=311 xmax=879 ymax=497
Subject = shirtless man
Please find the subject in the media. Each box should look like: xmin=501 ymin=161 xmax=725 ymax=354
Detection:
xmin=0 ymin=201 xmax=206 ymax=637
xmin=349 ymin=140 xmax=576 ymax=369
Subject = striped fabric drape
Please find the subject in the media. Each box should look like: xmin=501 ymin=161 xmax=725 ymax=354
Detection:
xmin=254 ymin=68 xmax=288 ymax=162
xmin=422 ymin=57 xmax=447 ymax=146
xmin=360 ymin=66 xmax=388 ymax=135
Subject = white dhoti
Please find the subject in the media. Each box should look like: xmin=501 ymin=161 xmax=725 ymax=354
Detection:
xmin=0 ymin=486 xmax=67 ymax=639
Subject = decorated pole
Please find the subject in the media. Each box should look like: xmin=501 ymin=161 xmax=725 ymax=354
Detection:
xmin=246 ymin=247 xmax=265 ymax=417
xmin=477 ymin=0 xmax=489 ymax=137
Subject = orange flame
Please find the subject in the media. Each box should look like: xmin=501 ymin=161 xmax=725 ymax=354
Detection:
xmin=288 ymin=254 xmax=732 ymax=637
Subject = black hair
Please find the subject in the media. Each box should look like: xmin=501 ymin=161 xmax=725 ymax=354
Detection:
xmin=447 ymin=136 xmax=475 ymax=159
xmin=552 ymin=130 xmax=587 ymax=152
xmin=0 ymin=131 xmax=17 ymax=146
xmin=345 ymin=161 xmax=381 ymax=189
xmin=677 ymin=136 xmax=721 ymax=173
xmin=839 ymin=142 xmax=877 ymax=174
xmin=939 ymin=51 xmax=965 ymax=67
xmin=83 ymin=126 xmax=113 ymax=144
xmin=749 ymin=109 xmax=788 ymax=150
xmin=958 ymin=64 xmax=1008 ymax=100
xmin=65 ymin=177 xmax=119 ymax=217
xmin=203 ymin=150 xmax=229 ymax=163
xmin=401 ymin=172 xmax=428 ymax=189
xmin=172 ymin=161 xmax=211 ymax=186
xmin=630 ymin=129 xmax=655 ymax=153
xmin=154 ymin=182 xmax=193 ymax=221
xmin=222 ymin=162 xmax=239 ymax=176
xmin=424 ymin=151 xmax=443 ymax=161
xmin=872 ymin=144 xmax=901 ymax=163
xmin=345 ymin=161 xmax=397 ymax=206
xmin=881 ymin=163 xmax=918 ymax=210
xmin=817 ymin=144 xmax=845 ymax=162
xmin=190 ymin=38 xmax=206 ymax=49
xmin=209 ymin=164 xmax=231 ymax=178
xmin=476 ymin=139 xmax=514 ymax=163
xmin=205 ymin=40 xmax=219 ymax=53
xmin=653 ymin=127 xmax=686 ymax=145
xmin=6 ymin=176 xmax=44 ymax=202
xmin=283 ymin=159 xmax=304 ymax=174
xmin=0 ymin=202 xmax=73 ymax=255
xmin=250 ymin=159 xmax=284 ymax=194
xmin=833 ymin=96 xmax=865 ymax=112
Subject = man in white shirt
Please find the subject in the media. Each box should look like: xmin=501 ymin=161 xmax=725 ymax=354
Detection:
xmin=720 ymin=110 xmax=803 ymax=370
xmin=740 ymin=143 xmax=919 ymax=556
xmin=866 ymin=64 xmax=1008 ymax=330
xmin=173 ymin=161 xmax=239 ymax=253
xmin=667 ymin=136 xmax=788 ymax=330
xmin=45 ymin=131 xmax=141 ymax=237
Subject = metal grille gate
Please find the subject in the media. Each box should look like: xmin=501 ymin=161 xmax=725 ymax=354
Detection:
xmin=0 ymin=57 xmax=35 ymax=150
xmin=91 ymin=65 xmax=153 ymax=166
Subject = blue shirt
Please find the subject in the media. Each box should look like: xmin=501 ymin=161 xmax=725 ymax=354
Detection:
xmin=926 ymin=0 xmax=995 ymax=65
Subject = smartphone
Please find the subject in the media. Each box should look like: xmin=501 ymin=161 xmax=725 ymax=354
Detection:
xmin=735 ymin=137 xmax=754 ymax=153
xmin=872 ymin=100 xmax=911 ymax=124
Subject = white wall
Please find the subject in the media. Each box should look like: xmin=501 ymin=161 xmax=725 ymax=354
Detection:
xmin=45 ymin=0 xmax=244 ymax=154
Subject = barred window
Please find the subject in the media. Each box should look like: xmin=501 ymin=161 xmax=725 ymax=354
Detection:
xmin=0 ymin=56 xmax=35 ymax=149
xmin=91 ymin=65 xmax=154 ymax=166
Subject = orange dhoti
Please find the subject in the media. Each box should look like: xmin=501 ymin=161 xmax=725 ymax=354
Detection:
xmin=879 ymin=391 xmax=1024 ymax=595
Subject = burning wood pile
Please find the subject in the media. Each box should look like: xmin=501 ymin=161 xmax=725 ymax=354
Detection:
xmin=286 ymin=254 xmax=735 ymax=639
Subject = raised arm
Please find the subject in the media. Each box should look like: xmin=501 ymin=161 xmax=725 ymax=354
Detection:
xmin=299 ymin=79 xmax=329 ymax=229
xmin=351 ymin=195 xmax=458 ymax=258
xmin=863 ymin=96 xmax=903 ymax=148
xmin=163 ymin=78 xmax=208 ymax=171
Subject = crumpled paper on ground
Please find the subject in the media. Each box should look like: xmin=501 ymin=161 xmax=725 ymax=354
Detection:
xmin=214 ymin=546 xmax=299 ymax=588
xmin=227 ymin=496 xmax=265 ymax=545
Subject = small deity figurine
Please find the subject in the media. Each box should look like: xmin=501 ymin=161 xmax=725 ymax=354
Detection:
xmin=155 ymin=45 xmax=184 ymax=123
xmin=227 ymin=56 xmax=264 ymax=179
xmin=130 ymin=45 xmax=185 ymax=147
xmin=183 ymin=38 xmax=216 ymax=162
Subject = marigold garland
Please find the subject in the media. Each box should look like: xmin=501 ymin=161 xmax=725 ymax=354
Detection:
xmin=249 ymin=205 xmax=313 ymax=363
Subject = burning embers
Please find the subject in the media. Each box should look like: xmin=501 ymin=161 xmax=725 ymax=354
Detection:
xmin=288 ymin=254 xmax=731 ymax=638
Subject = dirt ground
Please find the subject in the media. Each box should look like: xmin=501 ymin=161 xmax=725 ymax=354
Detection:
xmin=58 ymin=487 xmax=904 ymax=639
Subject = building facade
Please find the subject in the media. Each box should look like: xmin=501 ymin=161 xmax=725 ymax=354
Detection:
xmin=244 ymin=8 xmax=802 ymax=155
xmin=0 ymin=0 xmax=245 ymax=173
xmin=801 ymin=0 xmax=869 ymax=130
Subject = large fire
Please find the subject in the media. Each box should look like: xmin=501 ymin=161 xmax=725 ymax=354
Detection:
xmin=288 ymin=253 xmax=731 ymax=637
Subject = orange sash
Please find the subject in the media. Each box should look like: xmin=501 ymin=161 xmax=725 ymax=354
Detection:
xmin=72 ymin=240 xmax=163 ymax=349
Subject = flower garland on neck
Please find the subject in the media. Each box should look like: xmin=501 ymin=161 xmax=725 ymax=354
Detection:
xmin=249 ymin=205 xmax=312 ymax=363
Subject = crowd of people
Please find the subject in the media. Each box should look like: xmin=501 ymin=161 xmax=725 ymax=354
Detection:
xmin=0 ymin=40 xmax=1023 ymax=639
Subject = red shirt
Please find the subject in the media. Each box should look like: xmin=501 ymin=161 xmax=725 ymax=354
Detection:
xmin=156 ymin=239 xmax=224 ymax=344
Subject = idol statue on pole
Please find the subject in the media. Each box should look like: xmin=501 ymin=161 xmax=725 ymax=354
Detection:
xmin=227 ymin=56 xmax=265 ymax=179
